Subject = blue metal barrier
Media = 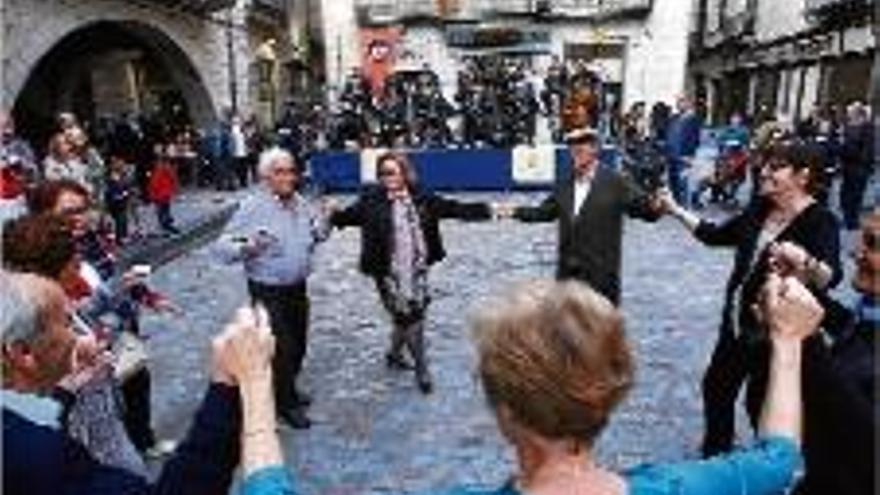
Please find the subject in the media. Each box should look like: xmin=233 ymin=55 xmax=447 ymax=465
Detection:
xmin=307 ymin=146 xmax=620 ymax=192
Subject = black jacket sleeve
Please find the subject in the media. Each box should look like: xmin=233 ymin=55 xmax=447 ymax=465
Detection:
xmin=331 ymin=197 xmax=365 ymax=228
xmin=800 ymin=209 xmax=843 ymax=289
xmin=514 ymin=192 xmax=559 ymax=223
xmin=428 ymin=194 xmax=491 ymax=221
xmin=621 ymin=175 xmax=661 ymax=222
xmin=693 ymin=210 xmax=751 ymax=247
xmin=152 ymin=383 xmax=241 ymax=495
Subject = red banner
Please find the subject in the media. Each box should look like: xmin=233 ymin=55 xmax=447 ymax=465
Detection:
xmin=360 ymin=26 xmax=402 ymax=99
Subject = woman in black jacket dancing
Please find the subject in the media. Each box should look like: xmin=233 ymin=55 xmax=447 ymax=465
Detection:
xmin=661 ymin=139 xmax=842 ymax=457
xmin=332 ymin=151 xmax=492 ymax=394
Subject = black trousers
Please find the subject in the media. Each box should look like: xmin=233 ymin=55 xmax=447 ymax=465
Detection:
xmin=700 ymin=327 xmax=769 ymax=457
xmin=840 ymin=167 xmax=870 ymax=229
xmin=234 ymin=157 xmax=250 ymax=188
xmin=248 ymin=280 xmax=309 ymax=411
xmin=108 ymin=205 xmax=128 ymax=241
xmin=120 ymin=367 xmax=156 ymax=452
xmin=155 ymin=202 xmax=175 ymax=232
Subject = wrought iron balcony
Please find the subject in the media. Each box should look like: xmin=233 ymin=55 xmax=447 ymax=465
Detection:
xmin=482 ymin=0 xmax=653 ymax=20
xmin=355 ymin=0 xmax=442 ymax=24
xmin=805 ymin=0 xmax=872 ymax=27
xmin=248 ymin=0 xmax=288 ymax=24
xmin=145 ymin=0 xmax=237 ymax=13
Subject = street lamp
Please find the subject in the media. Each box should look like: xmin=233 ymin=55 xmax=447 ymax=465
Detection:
xmin=226 ymin=6 xmax=238 ymax=118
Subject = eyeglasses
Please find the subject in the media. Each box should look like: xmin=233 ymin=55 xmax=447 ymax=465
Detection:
xmin=860 ymin=230 xmax=879 ymax=252
xmin=58 ymin=205 xmax=89 ymax=216
xmin=761 ymin=160 xmax=792 ymax=171
xmin=378 ymin=169 xmax=401 ymax=178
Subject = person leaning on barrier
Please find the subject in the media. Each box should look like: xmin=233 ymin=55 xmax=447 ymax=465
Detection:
xmin=233 ymin=277 xmax=819 ymax=495
xmin=0 ymin=272 xmax=247 ymax=495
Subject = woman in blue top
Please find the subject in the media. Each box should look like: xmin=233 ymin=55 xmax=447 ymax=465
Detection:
xmin=238 ymin=276 xmax=821 ymax=495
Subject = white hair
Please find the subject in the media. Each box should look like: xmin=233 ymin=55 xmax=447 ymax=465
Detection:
xmin=0 ymin=272 xmax=42 ymax=345
xmin=258 ymin=147 xmax=295 ymax=179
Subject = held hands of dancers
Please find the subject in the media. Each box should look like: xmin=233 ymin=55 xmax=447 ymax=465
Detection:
xmin=754 ymin=273 xmax=824 ymax=344
xmin=655 ymin=187 xmax=701 ymax=231
xmin=211 ymin=305 xmax=275 ymax=387
xmin=491 ymin=202 xmax=516 ymax=220
xmin=767 ymin=241 xmax=831 ymax=288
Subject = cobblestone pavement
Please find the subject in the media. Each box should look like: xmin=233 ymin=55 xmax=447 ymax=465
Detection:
xmin=140 ymin=189 xmax=859 ymax=494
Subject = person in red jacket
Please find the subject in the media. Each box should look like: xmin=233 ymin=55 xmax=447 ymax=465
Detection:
xmin=147 ymin=144 xmax=179 ymax=235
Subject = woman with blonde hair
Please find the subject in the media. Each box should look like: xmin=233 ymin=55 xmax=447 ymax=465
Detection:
xmin=43 ymin=132 xmax=89 ymax=190
xmin=237 ymin=277 xmax=819 ymax=495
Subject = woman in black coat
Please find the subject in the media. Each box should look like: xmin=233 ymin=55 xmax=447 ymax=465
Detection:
xmin=331 ymin=151 xmax=492 ymax=393
xmin=661 ymin=140 xmax=843 ymax=457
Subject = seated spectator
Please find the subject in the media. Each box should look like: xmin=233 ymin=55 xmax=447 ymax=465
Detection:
xmin=1 ymin=271 xmax=262 ymax=495
xmin=3 ymin=213 xmax=147 ymax=475
xmin=236 ymin=276 xmax=821 ymax=495
xmin=26 ymin=179 xmax=178 ymax=457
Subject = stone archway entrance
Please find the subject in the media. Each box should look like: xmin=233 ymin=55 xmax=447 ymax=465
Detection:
xmin=12 ymin=20 xmax=217 ymax=150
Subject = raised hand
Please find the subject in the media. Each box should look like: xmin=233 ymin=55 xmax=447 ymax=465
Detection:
xmin=759 ymin=273 xmax=824 ymax=343
xmin=491 ymin=201 xmax=515 ymax=220
xmin=211 ymin=306 xmax=275 ymax=386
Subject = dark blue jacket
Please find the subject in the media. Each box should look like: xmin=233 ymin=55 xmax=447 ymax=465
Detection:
xmin=3 ymin=383 xmax=241 ymax=495
xmin=666 ymin=112 xmax=701 ymax=158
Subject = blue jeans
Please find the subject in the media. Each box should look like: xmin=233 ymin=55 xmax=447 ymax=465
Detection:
xmin=668 ymin=156 xmax=691 ymax=207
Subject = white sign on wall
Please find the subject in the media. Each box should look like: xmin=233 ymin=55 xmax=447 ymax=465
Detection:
xmin=512 ymin=145 xmax=557 ymax=184
xmin=360 ymin=148 xmax=389 ymax=183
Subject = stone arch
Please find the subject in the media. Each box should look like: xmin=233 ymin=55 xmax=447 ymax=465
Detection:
xmin=10 ymin=18 xmax=220 ymax=147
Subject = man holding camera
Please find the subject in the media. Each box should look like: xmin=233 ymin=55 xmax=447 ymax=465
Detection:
xmin=216 ymin=147 xmax=330 ymax=429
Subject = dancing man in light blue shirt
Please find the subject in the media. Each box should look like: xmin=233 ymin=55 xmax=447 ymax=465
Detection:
xmin=216 ymin=147 xmax=330 ymax=429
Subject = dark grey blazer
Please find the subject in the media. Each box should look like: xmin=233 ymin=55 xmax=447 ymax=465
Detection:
xmin=514 ymin=167 xmax=661 ymax=304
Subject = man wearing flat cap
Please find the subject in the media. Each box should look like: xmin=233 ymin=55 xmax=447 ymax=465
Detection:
xmin=506 ymin=128 xmax=663 ymax=305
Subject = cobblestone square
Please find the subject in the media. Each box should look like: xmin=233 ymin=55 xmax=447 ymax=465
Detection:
xmin=138 ymin=190 xmax=829 ymax=493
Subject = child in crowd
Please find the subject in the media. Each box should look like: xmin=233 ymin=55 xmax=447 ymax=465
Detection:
xmin=147 ymin=144 xmax=180 ymax=235
xmin=104 ymin=153 xmax=135 ymax=243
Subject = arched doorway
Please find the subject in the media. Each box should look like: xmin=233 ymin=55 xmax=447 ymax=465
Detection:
xmin=12 ymin=20 xmax=216 ymax=153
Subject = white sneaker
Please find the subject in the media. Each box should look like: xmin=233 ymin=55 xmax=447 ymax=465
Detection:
xmin=144 ymin=439 xmax=178 ymax=460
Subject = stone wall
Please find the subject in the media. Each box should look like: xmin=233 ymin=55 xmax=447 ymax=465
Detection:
xmin=1 ymin=0 xmax=257 ymax=126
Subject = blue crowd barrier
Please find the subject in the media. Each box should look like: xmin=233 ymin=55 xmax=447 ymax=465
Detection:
xmin=307 ymin=146 xmax=620 ymax=193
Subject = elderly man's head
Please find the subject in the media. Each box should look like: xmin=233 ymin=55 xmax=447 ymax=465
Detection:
xmin=258 ymin=148 xmax=300 ymax=199
xmin=853 ymin=210 xmax=880 ymax=297
xmin=1 ymin=273 xmax=78 ymax=392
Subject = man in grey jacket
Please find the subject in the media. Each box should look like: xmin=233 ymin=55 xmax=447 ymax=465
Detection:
xmin=216 ymin=147 xmax=330 ymax=428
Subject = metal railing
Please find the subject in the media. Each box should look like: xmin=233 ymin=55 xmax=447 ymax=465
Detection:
xmin=482 ymin=0 xmax=652 ymax=17
xmin=145 ymin=0 xmax=237 ymax=13
xmin=355 ymin=0 xmax=652 ymax=22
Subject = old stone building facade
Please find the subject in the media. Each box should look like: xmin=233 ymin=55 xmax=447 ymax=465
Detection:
xmin=1 ymin=0 xmax=303 ymax=146
xmin=688 ymin=0 xmax=876 ymax=125
xmin=318 ymin=0 xmax=695 ymax=110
